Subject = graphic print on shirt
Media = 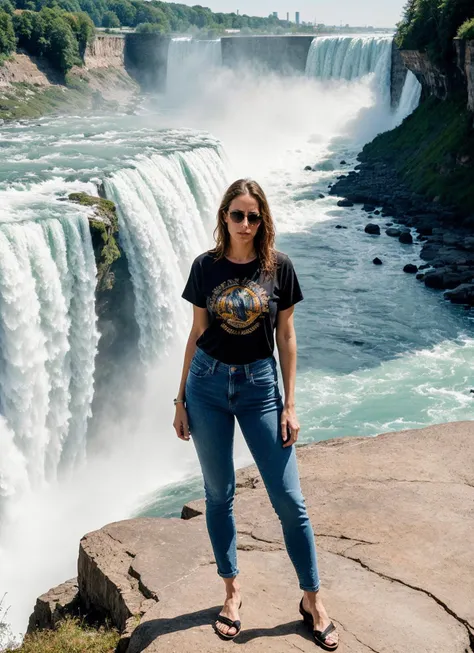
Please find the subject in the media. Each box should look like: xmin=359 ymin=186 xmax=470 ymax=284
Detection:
xmin=208 ymin=278 xmax=269 ymax=335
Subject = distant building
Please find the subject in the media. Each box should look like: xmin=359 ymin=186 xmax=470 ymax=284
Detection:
xmin=272 ymin=11 xmax=278 ymax=18
xmin=295 ymin=11 xmax=300 ymax=25
xmin=287 ymin=12 xmax=289 ymax=21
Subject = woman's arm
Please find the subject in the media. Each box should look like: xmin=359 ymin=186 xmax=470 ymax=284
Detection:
xmin=276 ymin=306 xmax=300 ymax=448
xmin=173 ymin=306 xmax=209 ymax=441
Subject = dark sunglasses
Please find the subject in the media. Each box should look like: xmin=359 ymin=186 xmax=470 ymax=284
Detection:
xmin=228 ymin=210 xmax=262 ymax=225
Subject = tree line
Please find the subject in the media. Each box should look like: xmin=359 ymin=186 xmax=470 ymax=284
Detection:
xmin=0 ymin=0 xmax=305 ymax=72
xmin=396 ymin=0 xmax=474 ymax=64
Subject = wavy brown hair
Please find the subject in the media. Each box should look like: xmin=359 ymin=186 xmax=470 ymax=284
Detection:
xmin=212 ymin=179 xmax=276 ymax=276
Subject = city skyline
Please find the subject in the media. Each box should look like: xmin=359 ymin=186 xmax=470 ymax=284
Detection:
xmin=176 ymin=1 xmax=406 ymax=27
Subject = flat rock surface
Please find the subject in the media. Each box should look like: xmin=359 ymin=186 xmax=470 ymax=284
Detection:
xmin=79 ymin=422 xmax=474 ymax=652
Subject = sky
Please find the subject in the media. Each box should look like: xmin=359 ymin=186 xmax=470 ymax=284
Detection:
xmin=178 ymin=0 xmax=406 ymax=27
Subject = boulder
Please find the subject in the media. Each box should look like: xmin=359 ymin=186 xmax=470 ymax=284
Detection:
xmin=28 ymin=579 xmax=79 ymax=633
xmin=304 ymin=165 xmax=312 ymax=171
xmin=373 ymin=257 xmax=383 ymax=265
xmin=444 ymin=284 xmax=474 ymax=305
xmin=399 ymin=232 xmax=413 ymax=244
xmin=337 ymin=199 xmax=354 ymax=207
xmin=31 ymin=423 xmax=474 ymax=653
xmin=386 ymin=228 xmax=402 ymax=237
xmin=365 ymin=223 xmax=381 ymax=235
xmin=363 ymin=204 xmax=376 ymax=213
xmin=403 ymin=264 xmax=418 ymax=274
xmin=318 ymin=193 xmax=325 ymax=199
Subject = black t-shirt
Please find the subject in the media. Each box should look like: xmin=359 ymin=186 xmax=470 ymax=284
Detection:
xmin=182 ymin=251 xmax=303 ymax=365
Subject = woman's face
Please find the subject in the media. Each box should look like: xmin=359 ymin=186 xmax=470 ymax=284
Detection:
xmin=224 ymin=193 xmax=262 ymax=246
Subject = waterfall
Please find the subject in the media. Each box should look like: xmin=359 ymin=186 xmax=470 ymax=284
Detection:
xmin=166 ymin=37 xmax=222 ymax=95
xmin=0 ymin=215 xmax=98 ymax=496
xmin=104 ymin=146 xmax=228 ymax=361
xmin=393 ymin=70 xmax=422 ymax=126
xmin=306 ymin=36 xmax=393 ymax=104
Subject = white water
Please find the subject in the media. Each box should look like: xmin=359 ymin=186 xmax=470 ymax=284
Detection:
xmin=166 ymin=38 xmax=222 ymax=99
xmin=0 ymin=212 xmax=98 ymax=497
xmin=306 ymin=35 xmax=393 ymax=106
xmin=394 ymin=70 xmax=423 ymax=127
xmin=104 ymin=147 xmax=228 ymax=359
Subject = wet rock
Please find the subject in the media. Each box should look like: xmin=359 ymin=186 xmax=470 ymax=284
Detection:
xmin=340 ymin=159 xmax=347 ymax=165
xmin=386 ymin=228 xmax=402 ymax=237
xmin=318 ymin=193 xmax=325 ymax=199
xmin=404 ymin=264 xmax=419 ymax=274
xmin=399 ymin=232 xmax=413 ymax=244
xmin=337 ymin=199 xmax=354 ymax=207
xmin=445 ymin=283 xmax=474 ymax=305
xmin=304 ymin=165 xmax=312 ymax=171
xmin=373 ymin=257 xmax=383 ymax=265
xmin=363 ymin=204 xmax=376 ymax=213
xmin=365 ymin=223 xmax=381 ymax=235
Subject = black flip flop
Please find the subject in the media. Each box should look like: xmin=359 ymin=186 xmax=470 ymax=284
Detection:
xmin=299 ymin=599 xmax=338 ymax=651
xmin=214 ymin=601 xmax=243 ymax=641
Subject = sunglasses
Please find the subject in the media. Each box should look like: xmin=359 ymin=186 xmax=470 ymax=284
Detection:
xmin=228 ymin=210 xmax=262 ymax=226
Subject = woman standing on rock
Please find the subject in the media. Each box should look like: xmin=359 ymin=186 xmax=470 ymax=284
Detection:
xmin=173 ymin=179 xmax=338 ymax=651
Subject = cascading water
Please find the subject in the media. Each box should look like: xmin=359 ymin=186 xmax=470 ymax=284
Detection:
xmin=393 ymin=70 xmax=423 ymax=126
xmin=104 ymin=146 xmax=228 ymax=359
xmin=0 ymin=213 xmax=98 ymax=497
xmin=166 ymin=37 xmax=222 ymax=97
xmin=306 ymin=35 xmax=393 ymax=105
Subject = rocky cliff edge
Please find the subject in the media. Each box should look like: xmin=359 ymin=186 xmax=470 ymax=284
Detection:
xmin=29 ymin=421 xmax=474 ymax=652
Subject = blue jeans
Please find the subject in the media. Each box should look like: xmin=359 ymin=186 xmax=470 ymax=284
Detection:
xmin=185 ymin=347 xmax=320 ymax=592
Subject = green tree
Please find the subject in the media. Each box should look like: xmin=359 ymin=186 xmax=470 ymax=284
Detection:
xmin=64 ymin=10 xmax=94 ymax=56
xmin=133 ymin=3 xmax=168 ymax=30
xmin=136 ymin=21 xmax=164 ymax=33
xmin=458 ymin=17 xmax=474 ymax=38
xmin=108 ymin=0 xmax=135 ymax=26
xmin=0 ymin=10 xmax=16 ymax=55
xmin=78 ymin=0 xmax=106 ymax=26
xmin=101 ymin=10 xmax=120 ymax=28
xmin=0 ymin=0 xmax=14 ymax=15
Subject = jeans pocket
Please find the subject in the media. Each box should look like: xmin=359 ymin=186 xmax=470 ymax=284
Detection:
xmin=189 ymin=357 xmax=212 ymax=378
xmin=251 ymin=365 xmax=277 ymax=387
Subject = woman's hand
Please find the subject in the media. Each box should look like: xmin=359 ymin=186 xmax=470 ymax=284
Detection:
xmin=281 ymin=404 xmax=300 ymax=448
xmin=173 ymin=404 xmax=190 ymax=441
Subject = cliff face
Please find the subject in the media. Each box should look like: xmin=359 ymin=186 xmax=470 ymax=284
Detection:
xmin=455 ymin=39 xmax=474 ymax=112
xmin=402 ymin=39 xmax=474 ymax=111
xmin=84 ymin=35 xmax=125 ymax=69
xmin=400 ymin=50 xmax=451 ymax=100
xmin=391 ymin=42 xmax=408 ymax=107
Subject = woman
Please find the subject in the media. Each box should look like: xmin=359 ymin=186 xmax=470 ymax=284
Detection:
xmin=173 ymin=179 xmax=339 ymax=650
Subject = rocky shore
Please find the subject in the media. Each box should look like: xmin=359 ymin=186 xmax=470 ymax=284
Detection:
xmin=28 ymin=422 xmax=474 ymax=652
xmin=329 ymin=153 xmax=474 ymax=307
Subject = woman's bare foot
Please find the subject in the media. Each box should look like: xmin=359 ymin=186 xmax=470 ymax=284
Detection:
xmin=215 ymin=578 xmax=241 ymax=638
xmin=302 ymin=591 xmax=339 ymax=649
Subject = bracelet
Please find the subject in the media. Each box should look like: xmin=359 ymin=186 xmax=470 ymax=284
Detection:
xmin=173 ymin=398 xmax=185 ymax=405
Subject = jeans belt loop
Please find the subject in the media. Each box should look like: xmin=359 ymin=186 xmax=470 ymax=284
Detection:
xmin=211 ymin=358 xmax=218 ymax=374
xmin=244 ymin=364 xmax=250 ymax=379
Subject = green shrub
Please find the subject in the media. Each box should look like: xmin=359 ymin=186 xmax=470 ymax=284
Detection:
xmin=0 ymin=10 xmax=16 ymax=55
xmin=457 ymin=17 xmax=474 ymax=38
xmin=135 ymin=21 xmax=164 ymax=34
xmin=4 ymin=616 xmax=119 ymax=653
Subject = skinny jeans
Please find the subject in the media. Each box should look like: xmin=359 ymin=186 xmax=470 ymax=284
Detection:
xmin=185 ymin=347 xmax=320 ymax=592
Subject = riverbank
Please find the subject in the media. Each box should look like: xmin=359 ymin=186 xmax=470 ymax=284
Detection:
xmin=330 ymin=96 xmax=474 ymax=306
xmin=0 ymin=40 xmax=138 ymax=122
xmin=25 ymin=421 xmax=474 ymax=653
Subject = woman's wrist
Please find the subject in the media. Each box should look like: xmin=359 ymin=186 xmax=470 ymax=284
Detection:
xmin=284 ymin=399 xmax=295 ymax=410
